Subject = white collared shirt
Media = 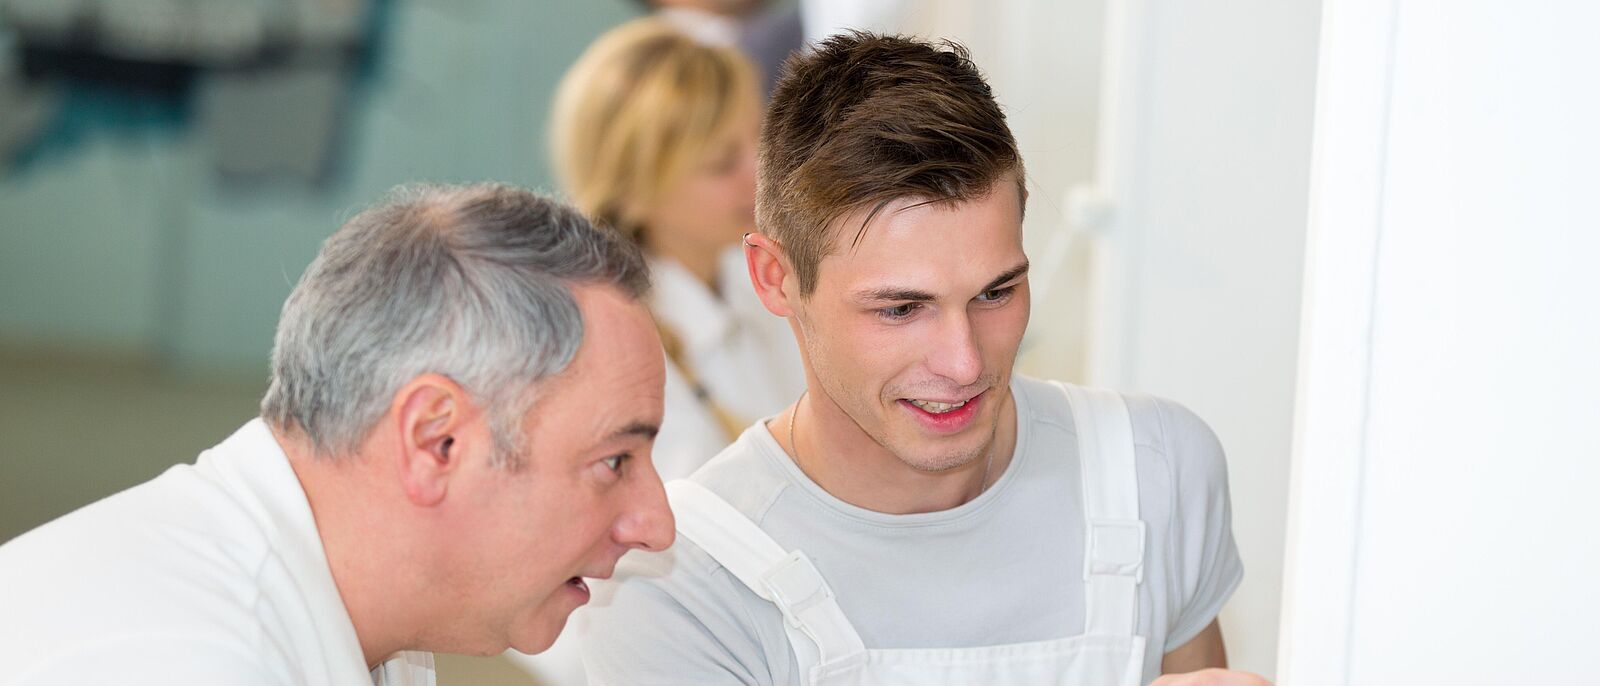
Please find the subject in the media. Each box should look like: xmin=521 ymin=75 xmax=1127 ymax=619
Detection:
xmin=648 ymin=248 xmax=807 ymax=481
xmin=0 ymin=420 xmax=435 ymax=686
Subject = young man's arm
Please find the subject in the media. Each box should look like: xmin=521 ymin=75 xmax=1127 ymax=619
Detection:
xmin=1151 ymin=397 xmax=1248 ymax=669
xmin=1158 ymin=621 xmax=1275 ymax=685
xmin=1162 ymin=619 xmax=1228 ymax=672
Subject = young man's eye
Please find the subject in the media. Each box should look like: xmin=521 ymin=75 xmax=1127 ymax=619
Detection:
xmin=976 ymin=286 xmax=1014 ymax=303
xmin=877 ymin=303 xmax=920 ymax=321
xmin=602 ymin=454 xmax=629 ymax=473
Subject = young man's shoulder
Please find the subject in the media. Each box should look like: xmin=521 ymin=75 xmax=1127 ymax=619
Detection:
xmin=682 ymin=420 xmax=797 ymax=524
xmin=581 ymin=506 xmax=795 ymax=685
xmin=1014 ymin=374 xmax=1227 ymax=475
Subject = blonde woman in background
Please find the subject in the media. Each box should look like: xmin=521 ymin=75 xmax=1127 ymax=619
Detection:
xmin=506 ymin=19 xmax=804 ymax=684
xmin=551 ymin=16 xmax=805 ymax=484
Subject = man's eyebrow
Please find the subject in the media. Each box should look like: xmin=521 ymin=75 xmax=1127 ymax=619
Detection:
xmin=610 ymin=421 xmax=659 ymax=442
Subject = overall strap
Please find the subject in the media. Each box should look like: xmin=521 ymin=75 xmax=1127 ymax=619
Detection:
xmin=1058 ymin=383 xmax=1146 ymax=638
xmin=665 ymin=480 xmax=866 ymax=673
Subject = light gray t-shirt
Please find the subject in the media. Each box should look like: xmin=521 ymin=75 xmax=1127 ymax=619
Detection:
xmin=580 ymin=376 xmax=1243 ymax=685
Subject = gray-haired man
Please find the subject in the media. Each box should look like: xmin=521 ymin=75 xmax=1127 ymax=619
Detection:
xmin=0 ymin=183 xmax=676 ymax=685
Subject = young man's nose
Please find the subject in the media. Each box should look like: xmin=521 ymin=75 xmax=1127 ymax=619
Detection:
xmin=926 ymin=312 xmax=984 ymax=387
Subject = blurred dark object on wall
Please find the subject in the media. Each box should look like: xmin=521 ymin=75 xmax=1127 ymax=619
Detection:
xmin=649 ymin=0 xmax=803 ymax=99
xmin=0 ymin=0 xmax=380 ymax=186
xmin=0 ymin=28 xmax=60 ymax=168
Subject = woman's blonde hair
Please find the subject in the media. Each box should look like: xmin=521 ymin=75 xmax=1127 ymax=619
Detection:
xmin=550 ymin=17 xmax=760 ymax=238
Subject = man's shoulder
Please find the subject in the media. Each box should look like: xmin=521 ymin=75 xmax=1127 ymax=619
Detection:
xmin=0 ymin=462 xmax=279 ymax=670
xmin=0 ymin=459 xmax=271 ymax=578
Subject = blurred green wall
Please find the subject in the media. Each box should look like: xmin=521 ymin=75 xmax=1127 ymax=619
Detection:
xmin=0 ymin=0 xmax=639 ymax=375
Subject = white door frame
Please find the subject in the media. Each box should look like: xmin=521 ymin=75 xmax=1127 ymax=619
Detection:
xmin=1274 ymin=0 xmax=1399 ymax=683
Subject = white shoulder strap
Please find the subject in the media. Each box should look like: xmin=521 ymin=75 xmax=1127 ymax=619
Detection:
xmin=665 ymin=480 xmax=866 ymax=673
xmin=1058 ymin=383 xmax=1146 ymax=638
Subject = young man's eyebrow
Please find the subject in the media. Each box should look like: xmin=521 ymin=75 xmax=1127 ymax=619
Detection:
xmin=980 ymin=261 xmax=1031 ymax=293
xmin=851 ymin=260 xmax=1031 ymax=304
xmin=854 ymin=287 xmax=938 ymax=304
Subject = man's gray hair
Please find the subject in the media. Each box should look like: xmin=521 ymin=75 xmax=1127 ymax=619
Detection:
xmin=260 ymin=182 xmax=649 ymax=466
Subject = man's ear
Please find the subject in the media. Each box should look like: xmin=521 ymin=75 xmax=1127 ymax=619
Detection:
xmin=392 ymin=373 xmax=472 ymax=507
xmin=744 ymin=232 xmax=799 ymax=317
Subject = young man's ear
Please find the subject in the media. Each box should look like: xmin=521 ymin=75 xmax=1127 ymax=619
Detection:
xmin=743 ymin=232 xmax=798 ymax=317
xmin=392 ymin=373 xmax=471 ymax=507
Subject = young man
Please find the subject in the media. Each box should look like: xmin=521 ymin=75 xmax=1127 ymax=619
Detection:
xmin=0 ymin=184 xmax=675 ymax=685
xmin=579 ymin=34 xmax=1265 ymax=685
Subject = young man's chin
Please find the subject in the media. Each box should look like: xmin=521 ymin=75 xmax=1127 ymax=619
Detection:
xmin=890 ymin=433 xmax=993 ymax=474
xmin=902 ymin=431 xmax=998 ymax=473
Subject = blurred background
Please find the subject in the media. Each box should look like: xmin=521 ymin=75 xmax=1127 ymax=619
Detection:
xmin=3 ymin=0 xmax=1595 ymax=685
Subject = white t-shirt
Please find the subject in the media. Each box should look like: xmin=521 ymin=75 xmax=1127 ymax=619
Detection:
xmin=0 ymin=419 xmax=433 ymax=686
xmin=579 ymin=376 xmax=1244 ymax=685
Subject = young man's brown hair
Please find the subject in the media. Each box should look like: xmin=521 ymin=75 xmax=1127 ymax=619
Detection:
xmin=756 ymin=31 xmax=1027 ymax=296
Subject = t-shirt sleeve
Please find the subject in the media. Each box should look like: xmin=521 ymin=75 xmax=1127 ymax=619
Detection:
xmin=1155 ymin=398 xmax=1246 ymax=652
xmin=580 ymin=545 xmax=784 ymax=686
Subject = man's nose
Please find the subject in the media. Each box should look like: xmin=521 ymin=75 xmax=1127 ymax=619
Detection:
xmin=926 ymin=311 xmax=983 ymax=386
xmin=616 ymin=468 xmax=676 ymax=552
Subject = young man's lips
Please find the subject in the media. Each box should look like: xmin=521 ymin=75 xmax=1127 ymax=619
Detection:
xmin=898 ymin=389 xmax=985 ymax=433
xmin=901 ymin=388 xmax=984 ymax=407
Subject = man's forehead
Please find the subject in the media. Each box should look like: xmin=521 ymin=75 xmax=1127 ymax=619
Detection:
xmin=535 ymin=287 xmax=665 ymax=434
xmin=523 ymin=363 xmax=663 ymax=459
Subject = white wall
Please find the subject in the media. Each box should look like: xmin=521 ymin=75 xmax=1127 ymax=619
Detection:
xmin=1279 ymin=1 xmax=1600 ymax=684
xmin=1081 ymin=0 xmax=1323 ymax=677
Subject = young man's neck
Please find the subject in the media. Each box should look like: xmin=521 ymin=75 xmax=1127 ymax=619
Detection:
xmin=772 ymin=388 xmax=1019 ymax=515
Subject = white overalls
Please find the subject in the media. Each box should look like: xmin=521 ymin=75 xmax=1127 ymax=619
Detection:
xmin=666 ymin=383 xmax=1148 ymax=685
